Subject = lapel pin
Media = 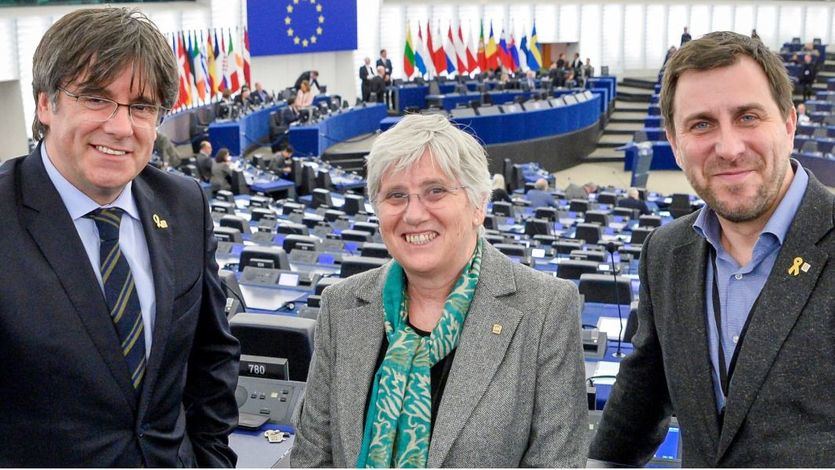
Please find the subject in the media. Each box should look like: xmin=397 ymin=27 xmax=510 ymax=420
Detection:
xmin=787 ymin=257 xmax=805 ymax=276
xmin=152 ymin=214 xmax=168 ymax=229
xmin=491 ymin=324 xmax=502 ymax=335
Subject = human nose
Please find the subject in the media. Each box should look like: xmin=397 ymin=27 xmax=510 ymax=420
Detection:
xmin=401 ymin=193 xmax=430 ymax=225
xmin=102 ymin=104 xmax=134 ymax=136
xmin=714 ymin=124 xmax=745 ymax=161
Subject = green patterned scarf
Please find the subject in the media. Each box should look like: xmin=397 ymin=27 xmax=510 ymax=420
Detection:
xmin=356 ymin=237 xmax=484 ymax=468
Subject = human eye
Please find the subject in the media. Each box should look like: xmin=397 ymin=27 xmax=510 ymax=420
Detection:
xmin=424 ymin=185 xmax=450 ymax=201
xmin=130 ymin=104 xmax=158 ymax=119
xmin=79 ymin=96 xmax=113 ymax=110
xmin=384 ymin=191 xmax=409 ymax=204
xmin=739 ymin=113 xmax=759 ymax=125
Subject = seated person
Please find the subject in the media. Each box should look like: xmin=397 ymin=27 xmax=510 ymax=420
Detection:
xmin=233 ymin=85 xmax=252 ymax=109
xmin=250 ymin=81 xmax=271 ymax=104
xmin=295 ymin=80 xmax=315 ymax=107
xmin=264 ymin=144 xmax=294 ymax=175
xmin=797 ymin=103 xmax=811 ymax=125
xmin=490 ymin=174 xmax=512 ymax=203
xmin=564 ymin=181 xmax=597 ymax=200
xmin=215 ymin=89 xmax=234 ymax=119
xmin=210 ymin=147 xmax=234 ymax=194
xmin=525 ymin=178 xmax=558 ymax=208
xmin=195 ymin=140 xmax=213 ymax=183
xmin=281 ymin=96 xmax=301 ymax=126
xmin=616 ymin=187 xmax=651 ymax=215
xmin=154 ymin=132 xmax=182 ymax=168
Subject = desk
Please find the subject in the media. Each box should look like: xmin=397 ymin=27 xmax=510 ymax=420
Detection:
xmin=289 ymin=104 xmax=388 ymax=157
xmin=425 ymin=90 xmax=532 ymax=111
xmin=209 ymin=104 xmax=281 ymax=156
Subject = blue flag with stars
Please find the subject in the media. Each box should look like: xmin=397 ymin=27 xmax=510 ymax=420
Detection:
xmin=247 ymin=0 xmax=357 ymax=56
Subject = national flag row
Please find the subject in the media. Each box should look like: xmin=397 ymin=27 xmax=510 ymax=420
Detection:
xmin=404 ymin=21 xmax=542 ymax=79
xmin=167 ymin=27 xmax=253 ymax=111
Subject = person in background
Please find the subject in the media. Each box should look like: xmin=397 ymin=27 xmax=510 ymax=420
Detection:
xmin=195 ymin=140 xmax=213 ymax=183
xmin=556 ymin=52 xmax=567 ymax=69
xmin=796 ymin=103 xmax=811 ymax=125
xmin=799 ymin=53 xmax=817 ymax=101
xmin=490 ymin=173 xmax=512 ymax=203
xmin=616 ymin=187 xmax=651 ymax=216
xmin=295 ymin=80 xmax=315 ymax=107
xmin=210 ymin=147 xmax=233 ymax=194
xmin=564 ymin=181 xmax=597 ymax=200
xmin=582 ymin=58 xmax=595 ymax=84
xmin=233 ymin=84 xmax=252 ymax=109
xmin=751 ymin=29 xmax=760 ymax=41
xmin=376 ymin=48 xmax=393 ymax=78
xmin=153 ymin=132 xmax=181 ymax=168
xmin=588 ymin=31 xmax=835 ymax=467
xmin=525 ymin=178 xmax=558 ymax=208
xmin=271 ymin=144 xmax=294 ymax=175
xmin=369 ymin=65 xmax=387 ymax=104
xmin=359 ymin=57 xmax=375 ymax=102
xmin=250 ymin=82 xmax=271 ymax=105
xmin=294 ymin=70 xmax=320 ymax=91
xmin=0 ymin=7 xmax=239 ymax=466
xmin=680 ymin=26 xmax=692 ymax=45
xmin=291 ymin=114 xmax=588 ymax=467
xmin=216 ymin=88 xmax=234 ymax=119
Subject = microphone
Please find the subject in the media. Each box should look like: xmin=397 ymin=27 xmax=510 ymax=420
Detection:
xmin=606 ymin=242 xmax=626 ymax=358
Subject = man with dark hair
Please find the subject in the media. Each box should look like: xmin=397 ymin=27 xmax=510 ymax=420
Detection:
xmin=294 ymin=69 xmax=320 ymax=91
xmin=376 ymin=48 xmax=393 ymax=77
xmin=0 ymin=8 xmax=240 ymax=467
xmin=589 ymin=31 xmax=834 ymax=467
xmin=798 ymin=53 xmax=818 ymax=101
xmin=680 ymin=26 xmax=692 ymax=45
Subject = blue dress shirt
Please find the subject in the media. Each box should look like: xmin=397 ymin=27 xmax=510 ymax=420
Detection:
xmin=692 ymin=160 xmax=808 ymax=411
xmin=41 ymin=145 xmax=156 ymax=357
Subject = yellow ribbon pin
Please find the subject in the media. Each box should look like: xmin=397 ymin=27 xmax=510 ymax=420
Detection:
xmin=152 ymin=214 xmax=168 ymax=229
xmin=787 ymin=257 xmax=803 ymax=276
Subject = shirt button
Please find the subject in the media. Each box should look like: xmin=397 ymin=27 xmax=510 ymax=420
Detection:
xmin=734 ymin=273 xmax=743 ymax=280
xmin=733 ymin=335 xmax=740 ymax=344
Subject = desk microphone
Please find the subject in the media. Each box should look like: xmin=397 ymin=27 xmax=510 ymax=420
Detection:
xmin=606 ymin=241 xmax=626 ymax=358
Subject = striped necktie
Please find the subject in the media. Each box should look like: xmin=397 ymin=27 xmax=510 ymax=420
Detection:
xmin=87 ymin=208 xmax=146 ymax=395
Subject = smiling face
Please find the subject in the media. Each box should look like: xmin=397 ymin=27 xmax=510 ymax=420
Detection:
xmin=38 ymin=66 xmax=157 ymax=205
xmin=377 ymin=151 xmax=483 ymax=283
xmin=666 ymin=56 xmax=796 ymax=224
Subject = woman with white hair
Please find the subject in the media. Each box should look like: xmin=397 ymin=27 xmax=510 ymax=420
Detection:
xmin=491 ymin=173 xmax=512 ymax=203
xmin=291 ymin=114 xmax=588 ymax=468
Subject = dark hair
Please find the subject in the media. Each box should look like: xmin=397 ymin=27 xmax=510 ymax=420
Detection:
xmin=31 ymin=7 xmax=178 ymax=140
xmin=283 ymin=145 xmax=294 ymax=154
xmin=215 ymin=148 xmax=230 ymax=163
xmin=660 ymin=31 xmax=793 ymax=133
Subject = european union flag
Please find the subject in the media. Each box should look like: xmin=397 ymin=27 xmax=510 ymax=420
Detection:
xmin=247 ymin=0 xmax=357 ymax=56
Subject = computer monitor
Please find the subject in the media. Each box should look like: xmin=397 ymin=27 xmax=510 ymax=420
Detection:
xmin=214 ymin=226 xmax=243 ymax=243
xmin=493 ymin=243 xmax=527 ymax=258
xmin=239 ymin=246 xmax=289 ymax=271
xmin=282 ymin=234 xmax=322 ymax=253
xmin=525 ymin=218 xmax=553 ymax=237
xmin=340 ymin=255 xmax=388 ymax=278
xmin=492 ymin=201 xmax=513 ymax=217
xmin=229 ymin=313 xmax=316 ymax=382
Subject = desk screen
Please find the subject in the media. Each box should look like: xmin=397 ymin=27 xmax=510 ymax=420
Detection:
xmin=654 ymin=426 xmax=680 ymax=461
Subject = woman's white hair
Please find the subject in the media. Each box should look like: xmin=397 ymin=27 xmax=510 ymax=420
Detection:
xmin=366 ymin=114 xmax=492 ymax=212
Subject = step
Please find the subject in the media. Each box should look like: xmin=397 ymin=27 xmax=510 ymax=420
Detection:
xmin=614 ymin=101 xmax=651 ymax=111
xmin=620 ymin=78 xmax=658 ymax=90
xmin=604 ymin=122 xmax=644 ymax=134
xmin=617 ymin=92 xmax=652 ymax=103
xmin=610 ymin=111 xmax=649 ymax=123
xmin=586 ymin=147 xmax=625 ymax=162
xmin=597 ymin=134 xmax=633 ymax=148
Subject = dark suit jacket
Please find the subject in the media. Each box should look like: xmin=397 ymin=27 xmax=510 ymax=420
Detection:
xmin=376 ymin=58 xmax=393 ymax=77
xmin=0 ymin=146 xmax=241 ymax=467
xmin=369 ymin=76 xmax=386 ymax=103
xmin=294 ymin=71 xmax=320 ymax=91
xmin=589 ymin=170 xmax=835 ymax=466
xmin=282 ymin=106 xmax=300 ymax=126
xmin=616 ymin=197 xmax=651 ymax=216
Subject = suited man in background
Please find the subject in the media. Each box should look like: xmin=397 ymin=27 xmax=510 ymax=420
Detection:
xmin=294 ymin=69 xmax=320 ymax=91
xmin=195 ymin=140 xmax=214 ymax=183
xmin=250 ymin=81 xmax=271 ymax=105
xmin=359 ymin=57 xmax=375 ymax=102
xmin=376 ymin=48 xmax=393 ymax=77
xmin=281 ymin=95 xmax=301 ymax=126
xmin=0 ymin=8 xmax=240 ymax=466
xmin=589 ymin=31 xmax=834 ymax=466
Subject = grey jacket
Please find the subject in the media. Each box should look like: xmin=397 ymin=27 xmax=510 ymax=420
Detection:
xmin=291 ymin=242 xmax=589 ymax=467
xmin=589 ymin=170 xmax=835 ymax=467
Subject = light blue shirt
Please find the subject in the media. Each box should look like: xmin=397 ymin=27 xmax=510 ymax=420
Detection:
xmin=41 ymin=144 xmax=156 ymax=357
xmin=692 ymin=160 xmax=808 ymax=411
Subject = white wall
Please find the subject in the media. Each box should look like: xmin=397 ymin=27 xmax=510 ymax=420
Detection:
xmin=0 ymin=80 xmax=29 ymax=161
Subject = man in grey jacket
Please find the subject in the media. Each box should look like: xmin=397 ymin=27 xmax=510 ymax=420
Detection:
xmin=589 ymin=31 xmax=834 ymax=467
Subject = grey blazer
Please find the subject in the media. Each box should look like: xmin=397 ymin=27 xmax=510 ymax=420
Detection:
xmin=589 ymin=170 xmax=835 ymax=467
xmin=291 ymin=242 xmax=589 ymax=467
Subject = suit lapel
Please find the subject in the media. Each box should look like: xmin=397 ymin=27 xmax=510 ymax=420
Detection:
xmin=670 ymin=233 xmax=722 ymax=458
xmin=18 ymin=150 xmax=137 ymax=410
xmin=717 ymin=175 xmax=834 ymax=460
xmin=334 ymin=268 xmax=386 ymax=465
xmin=429 ymin=245 xmax=523 ymax=467
xmin=130 ymin=174 xmax=175 ymax=417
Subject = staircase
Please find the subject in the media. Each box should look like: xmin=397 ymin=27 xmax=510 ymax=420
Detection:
xmin=586 ymin=77 xmax=654 ymax=163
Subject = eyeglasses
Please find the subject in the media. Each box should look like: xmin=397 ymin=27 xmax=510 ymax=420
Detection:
xmin=377 ymin=185 xmax=465 ymax=213
xmin=58 ymin=87 xmax=169 ymax=129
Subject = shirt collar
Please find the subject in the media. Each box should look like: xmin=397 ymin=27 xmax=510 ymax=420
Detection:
xmin=693 ymin=159 xmax=809 ymax=248
xmin=40 ymin=143 xmax=140 ymax=222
